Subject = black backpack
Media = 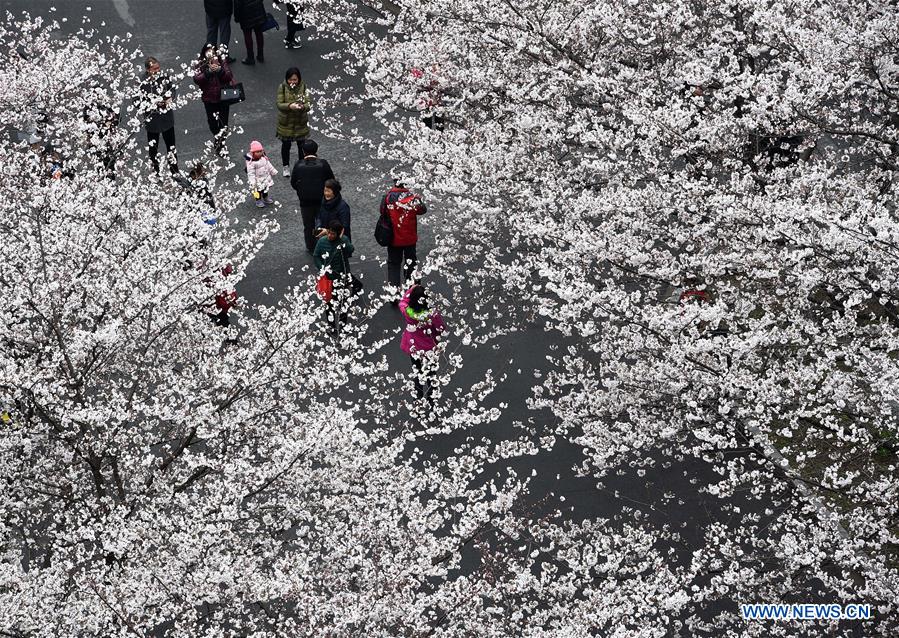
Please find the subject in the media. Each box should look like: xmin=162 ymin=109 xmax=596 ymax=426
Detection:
xmin=374 ymin=212 xmax=393 ymax=247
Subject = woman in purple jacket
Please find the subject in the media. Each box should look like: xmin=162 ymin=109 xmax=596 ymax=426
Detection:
xmin=399 ymin=284 xmax=447 ymax=401
xmin=193 ymin=44 xmax=234 ymax=152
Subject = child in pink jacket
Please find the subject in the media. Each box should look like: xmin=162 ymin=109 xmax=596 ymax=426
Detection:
xmin=245 ymin=140 xmax=278 ymax=207
xmin=399 ymin=284 xmax=446 ymax=401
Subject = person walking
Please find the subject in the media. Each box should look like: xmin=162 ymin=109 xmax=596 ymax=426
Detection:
xmin=203 ymin=0 xmax=235 ymax=61
xmin=274 ymin=0 xmax=304 ymax=48
xmin=290 ymin=139 xmax=335 ymax=252
xmin=245 ymin=140 xmax=278 ymax=207
xmin=234 ymin=0 xmax=267 ymax=65
xmin=139 ymin=56 xmax=179 ymax=177
xmin=316 ymin=178 xmax=351 ymax=240
xmin=276 ymin=67 xmax=310 ymax=177
xmin=398 ymin=284 xmax=446 ymax=402
xmin=313 ymin=220 xmax=355 ymax=329
xmin=193 ymin=44 xmax=234 ymax=153
xmin=381 ymin=180 xmax=426 ymax=301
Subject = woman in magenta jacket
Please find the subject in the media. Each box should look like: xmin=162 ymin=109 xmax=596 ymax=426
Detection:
xmin=399 ymin=284 xmax=446 ymax=401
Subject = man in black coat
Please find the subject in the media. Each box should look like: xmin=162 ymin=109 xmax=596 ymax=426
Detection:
xmin=290 ymin=139 xmax=335 ymax=252
xmin=204 ymin=0 xmax=235 ymax=61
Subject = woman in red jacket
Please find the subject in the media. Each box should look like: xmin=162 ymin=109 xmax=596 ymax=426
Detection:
xmin=381 ymin=180 xmax=427 ymax=302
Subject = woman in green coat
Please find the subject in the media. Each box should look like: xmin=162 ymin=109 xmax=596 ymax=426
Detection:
xmin=276 ymin=66 xmax=311 ymax=176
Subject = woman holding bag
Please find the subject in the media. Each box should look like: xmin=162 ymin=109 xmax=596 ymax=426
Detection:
xmin=276 ymin=67 xmax=310 ymax=177
xmin=193 ymin=44 xmax=234 ymax=153
xmin=313 ymin=220 xmax=360 ymax=332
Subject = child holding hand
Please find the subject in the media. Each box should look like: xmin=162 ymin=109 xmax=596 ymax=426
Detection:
xmin=245 ymin=140 xmax=278 ymax=207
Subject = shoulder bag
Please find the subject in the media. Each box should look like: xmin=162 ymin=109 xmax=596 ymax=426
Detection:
xmin=220 ymin=82 xmax=245 ymax=105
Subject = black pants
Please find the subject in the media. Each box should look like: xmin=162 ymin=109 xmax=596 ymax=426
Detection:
xmin=300 ymin=204 xmax=319 ymax=251
xmin=147 ymin=127 xmax=178 ymax=174
xmin=411 ymin=355 xmax=436 ymax=401
xmin=210 ymin=309 xmax=230 ymax=327
xmin=422 ymin=115 xmax=445 ymax=130
xmin=203 ymin=102 xmax=230 ymax=142
xmin=324 ymin=277 xmax=352 ymax=330
xmin=285 ymin=4 xmax=303 ymax=40
xmin=205 ymin=14 xmax=232 ymax=49
xmin=242 ymin=26 xmax=264 ymax=60
xmin=281 ymin=139 xmax=303 ymax=167
xmin=387 ymin=244 xmax=417 ymax=288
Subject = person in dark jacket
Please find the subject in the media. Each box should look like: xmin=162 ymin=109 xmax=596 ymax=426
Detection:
xmin=274 ymin=0 xmax=304 ymax=48
xmin=203 ymin=0 xmax=235 ymax=61
xmin=234 ymin=0 xmax=267 ymax=65
xmin=81 ymin=100 xmax=122 ymax=180
xmin=316 ymin=178 xmax=351 ymax=241
xmin=139 ymin=57 xmax=179 ymax=177
xmin=381 ymin=180 xmax=426 ymax=299
xmin=290 ymin=139 xmax=334 ymax=251
xmin=193 ymin=44 xmax=234 ymax=153
xmin=313 ymin=220 xmax=354 ymax=280
xmin=313 ymin=220 xmax=355 ymax=329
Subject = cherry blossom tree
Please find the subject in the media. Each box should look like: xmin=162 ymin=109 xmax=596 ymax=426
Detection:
xmin=293 ymin=0 xmax=899 ymax=634
xmin=0 ymin=10 xmax=711 ymax=637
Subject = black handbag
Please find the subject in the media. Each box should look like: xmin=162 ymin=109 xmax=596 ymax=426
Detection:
xmin=219 ymin=82 xmax=245 ymax=105
xmin=374 ymin=213 xmax=393 ymax=247
xmin=262 ymin=12 xmax=280 ymax=31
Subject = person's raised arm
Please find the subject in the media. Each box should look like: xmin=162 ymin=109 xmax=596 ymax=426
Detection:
xmin=432 ymin=311 xmax=446 ymax=335
xmin=221 ymin=60 xmax=233 ymax=85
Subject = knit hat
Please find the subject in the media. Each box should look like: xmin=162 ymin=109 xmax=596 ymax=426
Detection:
xmin=249 ymin=140 xmax=264 ymax=153
xmin=302 ymin=139 xmax=318 ymax=155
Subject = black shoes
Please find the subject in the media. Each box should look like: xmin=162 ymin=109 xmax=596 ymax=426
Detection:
xmin=241 ymin=57 xmax=255 ymax=65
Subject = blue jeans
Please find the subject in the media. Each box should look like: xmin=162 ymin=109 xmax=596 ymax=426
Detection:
xmin=205 ymin=14 xmax=232 ymax=50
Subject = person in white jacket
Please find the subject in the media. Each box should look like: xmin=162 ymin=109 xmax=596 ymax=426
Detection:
xmin=245 ymin=140 xmax=278 ymax=207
